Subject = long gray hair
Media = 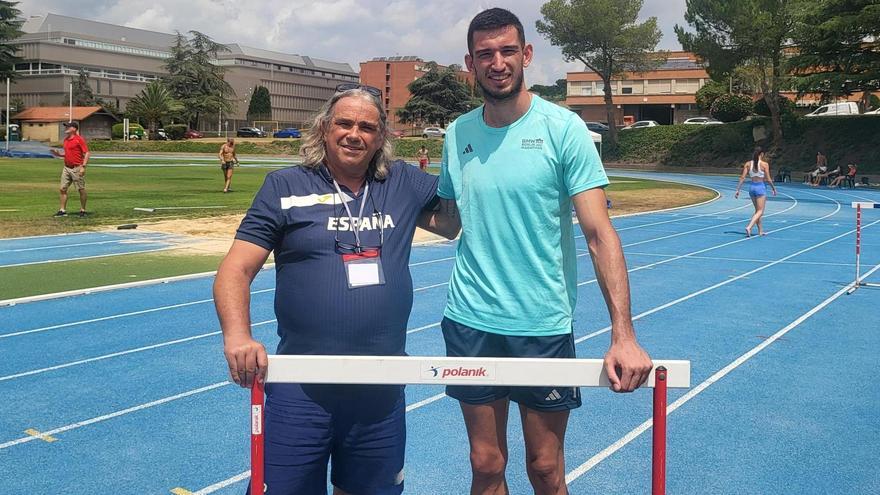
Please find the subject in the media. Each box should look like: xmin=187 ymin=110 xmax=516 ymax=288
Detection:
xmin=299 ymin=89 xmax=394 ymax=180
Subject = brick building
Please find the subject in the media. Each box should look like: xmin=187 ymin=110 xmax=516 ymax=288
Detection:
xmin=360 ymin=56 xmax=473 ymax=133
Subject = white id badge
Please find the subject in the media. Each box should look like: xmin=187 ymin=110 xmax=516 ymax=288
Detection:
xmin=342 ymin=249 xmax=386 ymax=288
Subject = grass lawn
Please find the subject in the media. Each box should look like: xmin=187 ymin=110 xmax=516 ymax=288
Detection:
xmin=0 ymin=251 xmax=225 ymax=300
xmin=0 ymin=158 xmax=277 ymax=237
xmin=0 ymin=158 xmax=715 ymax=300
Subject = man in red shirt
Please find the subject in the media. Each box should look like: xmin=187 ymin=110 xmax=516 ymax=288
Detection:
xmin=50 ymin=121 xmax=90 ymax=217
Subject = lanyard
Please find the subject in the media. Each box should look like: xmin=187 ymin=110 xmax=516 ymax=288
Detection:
xmin=332 ymin=178 xmax=370 ymax=249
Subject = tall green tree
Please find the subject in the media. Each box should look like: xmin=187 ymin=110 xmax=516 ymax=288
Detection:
xmin=676 ymin=0 xmax=800 ymax=145
xmin=126 ymin=81 xmax=184 ymax=139
xmin=0 ymin=1 xmax=23 ymax=80
xmin=397 ymin=62 xmax=478 ymax=127
xmin=247 ymin=86 xmax=272 ymax=122
xmin=788 ymin=0 xmax=880 ymax=110
xmin=528 ymin=78 xmax=568 ymax=102
xmin=72 ymin=69 xmax=97 ymax=106
xmin=163 ymin=31 xmax=235 ymax=129
xmin=537 ymin=0 xmax=664 ymax=145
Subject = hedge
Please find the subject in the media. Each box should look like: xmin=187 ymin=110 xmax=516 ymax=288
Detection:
xmin=606 ymin=115 xmax=880 ymax=173
xmin=87 ymin=137 xmax=444 ymax=158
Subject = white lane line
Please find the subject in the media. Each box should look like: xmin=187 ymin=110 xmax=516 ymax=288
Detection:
xmin=574 ymin=218 xmax=877 ymax=344
xmin=624 ymin=252 xmax=855 ymax=267
xmin=192 ymin=471 xmax=252 ymax=495
xmin=406 ymin=393 xmax=447 ymax=412
xmin=0 ymin=320 xmax=276 ymax=383
xmin=409 ymin=256 xmax=456 ymax=267
xmin=564 ymin=261 xmax=880 ymax=484
xmin=407 ymin=322 xmax=440 ymax=334
xmin=0 ymin=246 xmax=178 ymax=268
xmin=0 ymin=236 xmax=173 ymax=254
xmin=0 ymin=382 xmax=229 ymax=450
xmin=0 ymin=288 xmax=276 ymax=339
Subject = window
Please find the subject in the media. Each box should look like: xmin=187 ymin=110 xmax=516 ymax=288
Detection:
xmin=647 ymin=79 xmax=672 ymax=94
xmin=621 ymin=87 xmax=633 ymax=94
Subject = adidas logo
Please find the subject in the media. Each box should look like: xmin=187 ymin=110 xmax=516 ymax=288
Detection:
xmin=462 ymin=143 xmax=474 ymax=154
xmin=545 ymin=389 xmax=562 ymax=401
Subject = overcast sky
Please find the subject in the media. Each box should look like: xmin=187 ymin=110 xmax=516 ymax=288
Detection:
xmin=21 ymin=0 xmax=687 ymax=85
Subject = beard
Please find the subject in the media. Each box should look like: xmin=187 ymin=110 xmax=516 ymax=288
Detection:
xmin=477 ymin=68 xmax=524 ymax=103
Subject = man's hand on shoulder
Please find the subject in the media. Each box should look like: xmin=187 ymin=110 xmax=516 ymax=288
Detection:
xmin=603 ymin=336 xmax=652 ymax=393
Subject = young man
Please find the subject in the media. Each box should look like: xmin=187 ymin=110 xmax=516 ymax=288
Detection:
xmin=214 ymin=84 xmax=438 ymax=494
xmin=218 ymin=138 xmax=238 ymax=192
xmin=417 ymin=144 xmax=430 ymax=171
xmin=50 ymin=121 xmax=90 ymax=217
xmin=420 ymin=8 xmax=652 ymax=494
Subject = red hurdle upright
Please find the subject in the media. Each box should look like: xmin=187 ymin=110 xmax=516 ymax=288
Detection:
xmin=652 ymin=366 xmax=668 ymax=495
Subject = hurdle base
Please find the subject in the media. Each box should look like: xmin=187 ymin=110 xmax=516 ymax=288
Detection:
xmin=846 ymin=281 xmax=880 ymax=294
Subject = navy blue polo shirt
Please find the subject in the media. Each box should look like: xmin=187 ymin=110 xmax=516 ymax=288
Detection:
xmin=236 ymin=160 xmax=438 ymax=356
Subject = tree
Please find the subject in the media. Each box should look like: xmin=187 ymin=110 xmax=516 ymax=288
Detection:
xmin=126 ymin=81 xmax=184 ymax=139
xmin=528 ymin=79 xmax=568 ymax=101
xmin=397 ymin=62 xmax=478 ymax=127
xmin=163 ymin=31 xmax=235 ymax=129
xmin=0 ymin=1 xmax=23 ymax=80
xmin=710 ymin=93 xmax=752 ymax=122
xmin=676 ymin=0 xmax=799 ymax=145
xmin=9 ymin=95 xmax=24 ymax=114
xmin=247 ymin=86 xmax=272 ymax=122
xmin=788 ymin=0 xmax=880 ymax=111
xmin=537 ymin=0 xmax=664 ymax=145
xmin=72 ymin=69 xmax=97 ymax=106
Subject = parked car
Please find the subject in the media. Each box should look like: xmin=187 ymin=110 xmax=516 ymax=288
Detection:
xmin=422 ymin=126 xmax=446 ymax=138
xmin=273 ymin=128 xmax=302 ymax=138
xmin=183 ymin=129 xmax=204 ymax=139
xmin=585 ymin=121 xmax=610 ymax=132
xmin=389 ymin=128 xmax=406 ymax=138
xmin=683 ymin=117 xmax=723 ymax=125
xmin=804 ymin=102 xmax=859 ymax=117
xmin=621 ymin=120 xmax=659 ymax=130
xmin=863 ymin=108 xmax=880 ymax=115
xmin=237 ymin=127 xmax=268 ymax=137
xmin=155 ymin=128 xmax=170 ymax=140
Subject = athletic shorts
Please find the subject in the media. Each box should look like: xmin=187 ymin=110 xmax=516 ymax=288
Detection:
xmin=441 ymin=317 xmax=582 ymax=412
xmin=247 ymin=383 xmax=406 ymax=495
xmin=748 ymin=181 xmax=766 ymax=198
xmin=222 ymin=161 xmax=236 ymax=171
xmin=418 ymin=159 xmax=428 ymax=169
xmin=60 ymin=166 xmax=85 ymax=191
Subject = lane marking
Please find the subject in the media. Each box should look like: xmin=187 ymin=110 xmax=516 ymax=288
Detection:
xmin=0 ymin=236 xmax=174 ymax=254
xmin=407 ymin=322 xmax=440 ymax=334
xmin=625 ymin=252 xmax=856 ymax=267
xmin=23 ymin=428 xmax=57 ymax=443
xmin=170 ymin=488 xmax=194 ymax=495
xmin=0 ymin=246 xmax=178 ymax=268
xmin=406 ymin=393 xmax=447 ymax=412
xmin=564 ymin=261 xmax=880 ymax=483
xmin=0 ymin=382 xmax=230 ymax=449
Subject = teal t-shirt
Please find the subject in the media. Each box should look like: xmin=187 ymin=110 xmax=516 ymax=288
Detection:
xmin=437 ymin=95 xmax=609 ymax=336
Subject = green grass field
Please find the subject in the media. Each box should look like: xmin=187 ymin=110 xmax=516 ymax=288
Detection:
xmin=0 ymin=156 xmax=714 ymax=300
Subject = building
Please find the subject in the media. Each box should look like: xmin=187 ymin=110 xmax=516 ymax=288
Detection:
xmin=360 ymin=56 xmax=473 ymax=132
xmin=565 ymin=51 xmax=710 ymax=126
xmin=13 ymin=106 xmax=118 ymax=141
xmin=6 ymin=13 xmax=358 ymax=132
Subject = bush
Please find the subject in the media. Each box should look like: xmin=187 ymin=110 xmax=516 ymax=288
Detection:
xmin=754 ymin=95 xmax=795 ymax=116
xmin=695 ymin=80 xmax=728 ymax=112
xmin=164 ymin=124 xmax=188 ymax=140
xmin=111 ymin=122 xmax=146 ymax=139
xmin=710 ymin=94 xmax=753 ymax=122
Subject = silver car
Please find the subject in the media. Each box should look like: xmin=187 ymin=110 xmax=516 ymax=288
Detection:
xmin=422 ymin=127 xmax=446 ymax=138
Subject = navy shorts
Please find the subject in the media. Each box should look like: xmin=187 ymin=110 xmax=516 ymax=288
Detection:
xmin=441 ymin=317 xmax=582 ymax=412
xmin=247 ymin=383 xmax=406 ymax=495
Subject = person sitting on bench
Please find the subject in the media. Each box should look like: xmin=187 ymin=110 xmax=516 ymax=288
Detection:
xmin=829 ymin=163 xmax=857 ymax=188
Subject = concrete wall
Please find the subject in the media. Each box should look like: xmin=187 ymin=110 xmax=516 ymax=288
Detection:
xmin=22 ymin=122 xmax=61 ymax=141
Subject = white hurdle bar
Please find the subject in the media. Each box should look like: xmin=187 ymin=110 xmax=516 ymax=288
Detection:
xmin=847 ymin=202 xmax=880 ymax=294
xmin=250 ymin=355 xmax=691 ymax=495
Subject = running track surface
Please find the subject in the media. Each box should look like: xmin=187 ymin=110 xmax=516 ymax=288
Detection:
xmin=1 ymin=173 xmax=878 ymax=494
xmin=0 ymin=231 xmax=183 ymax=268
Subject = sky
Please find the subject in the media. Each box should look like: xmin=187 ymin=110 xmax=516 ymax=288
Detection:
xmin=20 ymin=0 xmax=688 ymax=86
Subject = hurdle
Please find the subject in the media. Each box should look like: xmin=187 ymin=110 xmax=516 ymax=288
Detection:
xmin=249 ymin=355 xmax=691 ymax=494
xmin=847 ymin=202 xmax=880 ymax=294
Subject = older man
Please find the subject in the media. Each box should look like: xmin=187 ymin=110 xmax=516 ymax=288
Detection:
xmin=213 ymin=83 xmax=438 ymax=494
xmin=50 ymin=121 xmax=90 ymax=217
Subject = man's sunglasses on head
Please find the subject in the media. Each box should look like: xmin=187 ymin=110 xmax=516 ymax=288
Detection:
xmin=336 ymin=83 xmax=382 ymax=98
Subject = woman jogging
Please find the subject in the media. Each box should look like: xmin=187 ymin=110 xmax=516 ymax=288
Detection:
xmin=735 ymin=147 xmax=777 ymax=237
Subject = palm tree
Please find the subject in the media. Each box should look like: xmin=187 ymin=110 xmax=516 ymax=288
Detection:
xmin=126 ymin=81 xmax=184 ymax=139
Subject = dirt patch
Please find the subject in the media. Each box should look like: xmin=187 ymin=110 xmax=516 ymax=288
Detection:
xmin=134 ymin=186 xmax=715 ymax=255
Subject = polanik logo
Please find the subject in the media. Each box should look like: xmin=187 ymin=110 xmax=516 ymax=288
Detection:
xmin=421 ymin=363 xmax=495 ymax=381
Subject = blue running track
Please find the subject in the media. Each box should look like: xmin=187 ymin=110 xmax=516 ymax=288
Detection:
xmin=0 ymin=231 xmax=183 ymax=268
xmin=0 ymin=172 xmax=878 ymax=494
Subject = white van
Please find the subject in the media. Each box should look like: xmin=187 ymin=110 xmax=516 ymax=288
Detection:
xmin=804 ymin=102 xmax=859 ymax=117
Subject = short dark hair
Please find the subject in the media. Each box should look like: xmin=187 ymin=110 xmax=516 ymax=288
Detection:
xmin=467 ymin=8 xmax=525 ymax=54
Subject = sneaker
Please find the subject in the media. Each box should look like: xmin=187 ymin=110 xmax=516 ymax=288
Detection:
xmin=53 ymin=210 xmax=67 ymax=217
xmin=78 ymin=211 xmax=88 ymax=218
